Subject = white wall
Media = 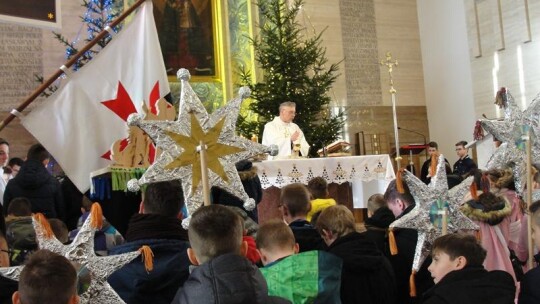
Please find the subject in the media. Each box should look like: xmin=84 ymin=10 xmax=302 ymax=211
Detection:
xmin=417 ymin=0 xmax=476 ymax=165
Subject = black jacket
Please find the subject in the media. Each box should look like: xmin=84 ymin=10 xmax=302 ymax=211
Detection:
xmin=518 ymin=254 xmax=540 ymax=304
xmin=3 ymin=159 xmax=64 ymax=220
xmin=289 ymin=219 xmax=326 ymax=252
xmin=172 ymin=253 xmax=290 ymax=304
xmin=420 ymin=158 xmax=450 ymax=185
xmin=422 ymin=266 xmax=515 ymax=304
xmin=363 ymin=207 xmax=395 ymax=253
xmin=0 ymin=276 xmax=17 ymax=304
xmin=452 ymin=155 xmax=477 ymax=177
xmin=328 ymin=231 xmax=396 ymax=304
xmin=384 ymin=205 xmax=434 ymax=304
xmin=211 ymin=160 xmax=263 ymax=222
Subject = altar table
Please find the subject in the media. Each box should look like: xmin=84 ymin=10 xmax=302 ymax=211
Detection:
xmin=253 ymin=155 xmax=395 ymax=223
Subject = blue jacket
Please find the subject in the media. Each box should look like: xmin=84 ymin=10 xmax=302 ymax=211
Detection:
xmin=108 ymin=238 xmax=190 ymax=304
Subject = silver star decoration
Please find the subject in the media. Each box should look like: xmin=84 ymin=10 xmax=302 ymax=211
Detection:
xmin=389 ymin=171 xmax=438 ymax=272
xmin=126 ymin=69 xmax=270 ymax=228
xmin=31 ymin=210 xmax=143 ymax=304
xmin=390 ymin=155 xmax=478 ymax=272
xmin=486 ymin=142 xmax=526 ymax=193
xmin=0 ymin=265 xmax=23 ymax=281
xmin=479 ymin=89 xmax=540 ymax=194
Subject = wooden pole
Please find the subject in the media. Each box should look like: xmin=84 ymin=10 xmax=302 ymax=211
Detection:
xmin=525 ymin=129 xmax=534 ymax=269
xmin=440 ymin=207 xmax=448 ymax=236
xmin=199 ymin=140 xmax=210 ymax=206
xmin=379 ymin=52 xmax=400 ymax=171
xmin=0 ymin=0 xmax=148 ymax=132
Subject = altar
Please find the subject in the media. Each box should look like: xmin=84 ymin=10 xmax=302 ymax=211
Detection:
xmin=253 ymin=155 xmax=395 ymax=223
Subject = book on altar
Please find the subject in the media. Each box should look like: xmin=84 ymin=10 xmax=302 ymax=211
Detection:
xmin=317 ymin=140 xmax=351 ymax=157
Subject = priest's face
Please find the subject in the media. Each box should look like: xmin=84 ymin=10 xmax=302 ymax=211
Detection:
xmin=279 ymin=106 xmax=296 ymax=123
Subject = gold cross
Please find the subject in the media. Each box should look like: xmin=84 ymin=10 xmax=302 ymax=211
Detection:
xmin=380 ymin=52 xmax=398 ymax=94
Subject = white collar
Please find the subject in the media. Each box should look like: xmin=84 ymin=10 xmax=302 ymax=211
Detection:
xmin=273 ymin=116 xmax=291 ymax=126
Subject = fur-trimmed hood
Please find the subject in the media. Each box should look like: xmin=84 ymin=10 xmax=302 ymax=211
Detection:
xmin=237 ymin=166 xmax=258 ymax=180
xmin=460 ymin=195 xmax=511 ymax=226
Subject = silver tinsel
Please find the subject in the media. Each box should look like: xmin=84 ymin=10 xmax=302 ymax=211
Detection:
xmin=480 ymin=90 xmax=540 ymax=194
xmin=32 ymin=211 xmax=141 ymax=304
xmin=0 ymin=265 xmax=23 ymax=281
xmin=390 ymin=155 xmax=478 ymax=272
xmin=127 ymin=69 xmax=270 ymax=227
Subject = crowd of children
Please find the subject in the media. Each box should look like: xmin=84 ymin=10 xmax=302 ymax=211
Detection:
xmin=2 ymin=155 xmax=540 ymax=304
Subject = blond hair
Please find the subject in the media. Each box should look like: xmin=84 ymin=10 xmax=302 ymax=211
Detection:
xmin=315 ymin=205 xmax=356 ymax=238
xmin=367 ymin=193 xmax=386 ymax=214
xmin=256 ymin=219 xmax=295 ymax=252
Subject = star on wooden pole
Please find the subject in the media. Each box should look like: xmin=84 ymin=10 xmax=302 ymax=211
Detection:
xmin=127 ymin=69 xmax=271 ymax=227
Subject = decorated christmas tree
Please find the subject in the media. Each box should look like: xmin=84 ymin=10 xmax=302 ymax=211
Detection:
xmin=239 ymin=0 xmax=344 ymax=157
xmin=58 ymin=0 xmax=123 ymax=70
xmin=36 ymin=0 xmax=123 ymax=96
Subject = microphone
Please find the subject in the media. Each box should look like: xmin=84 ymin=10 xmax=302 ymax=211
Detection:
xmin=266 ymin=144 xmax=279 ymax=156
xmin=398 ymin=127 xmax=427 ymax=144
xmin=398 ymin=126 xmax=427 ymax=157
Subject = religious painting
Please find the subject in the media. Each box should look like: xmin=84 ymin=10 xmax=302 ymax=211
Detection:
xmin=153 ymin=0 xmax=219 ymax=79
xmin=0 ymin=0 xmax=61 ymax=29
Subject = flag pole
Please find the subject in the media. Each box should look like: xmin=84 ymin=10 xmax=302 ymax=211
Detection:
xmin=0 ymin=0 xmax=148 ymax=132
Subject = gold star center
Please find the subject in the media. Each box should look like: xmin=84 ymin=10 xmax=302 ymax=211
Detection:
xmin=165 ymin=113 xmax=244 ymax=191
xmin=48 ymin=13 xmax=54 ymax=19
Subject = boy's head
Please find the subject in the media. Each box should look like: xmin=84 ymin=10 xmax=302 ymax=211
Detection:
xmin=27 ymin=144 xmax=50 ymax=166
xmin=0 ymin=138 xmax=9 ymax=167
xmin=367 ymin=193 xmax=386 ymax=217
xmin=529 ymin=201 xmax=540 ymax=250
xmin=49 ymin=219 xmax=69 ymax=244
xmin=383 ymin=179 xmax=415 ymax=217
xmin=80 ymin=196 xmax=94 ymax=212
xmin=455 ymin=141 xmax=468 ymax=158
xmin=427 ymin=141 xmax=439 ymax=157
xmin=141 ymin=180 xmax=185 ymax=217
xmin=428 ymin=233 xmax=486 ymax=284
xmin=13 ymin=249 xmax=79 ymax=304
xmin=7 ymin=157 xmax=23 ymax=177
xmin=256 ymin=219 xmax=298 ymax=266
xmin=187 ymin=205 xmax=246 ymax=265
xmin=307 ymin=176 xmax=329 ymax=199
xmin=280 ymin=183 xmax=311 ymax=222
xmin=7 ymin=197 xmax=32 ymax=216
xmin=315 ymin=205 xmax=356 ymax=246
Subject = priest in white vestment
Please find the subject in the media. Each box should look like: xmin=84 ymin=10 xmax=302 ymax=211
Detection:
xmin=262 ymin=101 xmax=310 ymax=159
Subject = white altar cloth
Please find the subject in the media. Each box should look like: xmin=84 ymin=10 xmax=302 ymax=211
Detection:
xmin=253 ymin=155 xmax=395 ymax=208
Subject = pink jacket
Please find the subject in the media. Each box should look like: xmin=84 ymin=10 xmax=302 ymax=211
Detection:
xmin=461 ymin=196 xmax=516 ymax=283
